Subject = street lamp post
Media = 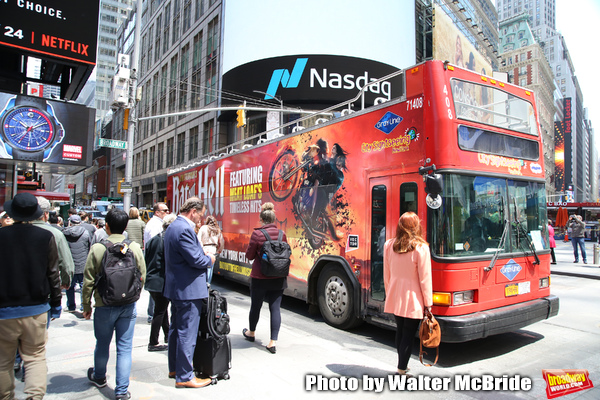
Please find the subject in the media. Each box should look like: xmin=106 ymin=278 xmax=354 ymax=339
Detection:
xmin=253 ymin=90 xmax=283 ymax=137
xmin=122 ymin=0 xmax=142 ymax=214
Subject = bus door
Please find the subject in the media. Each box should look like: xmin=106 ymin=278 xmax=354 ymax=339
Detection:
xmin=369 ymin=175 xmax=421 ymax=304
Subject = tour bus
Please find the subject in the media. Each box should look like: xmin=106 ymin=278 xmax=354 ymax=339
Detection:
xmin=167 ymin=60 xmax=558 ymax=342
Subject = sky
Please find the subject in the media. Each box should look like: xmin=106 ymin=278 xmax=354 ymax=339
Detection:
xmin=555 ymin=0 xmax=600 ymax=148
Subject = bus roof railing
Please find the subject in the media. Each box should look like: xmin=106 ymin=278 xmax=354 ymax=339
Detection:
xmin=167 ymin=67 xmax=407 ymax=174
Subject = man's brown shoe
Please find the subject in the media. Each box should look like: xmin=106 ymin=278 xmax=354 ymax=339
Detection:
xmin=175 ymin=377 xmax=211 ymax=388
xmin=168 ymin=372 xmax=176 ymax=379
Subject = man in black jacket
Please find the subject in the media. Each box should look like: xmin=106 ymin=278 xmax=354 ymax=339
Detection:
xmin=0 ymin=193 xmax=62 ymax=400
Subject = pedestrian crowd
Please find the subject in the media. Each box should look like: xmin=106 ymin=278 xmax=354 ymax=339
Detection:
xmin=0 ymin=196 xmax=229 ymax=399
xmin=1 ymin=193 xmax=442 ymax=399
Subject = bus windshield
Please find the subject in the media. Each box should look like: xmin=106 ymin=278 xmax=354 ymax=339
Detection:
xmin=451 ymin=79 xmax=537 ymax=136
xmin=429 ymin=174 xmax=548 ymax=257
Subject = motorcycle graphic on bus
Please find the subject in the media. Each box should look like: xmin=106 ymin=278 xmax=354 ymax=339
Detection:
xmin=269 ymin=139 xmax=349 ymax=249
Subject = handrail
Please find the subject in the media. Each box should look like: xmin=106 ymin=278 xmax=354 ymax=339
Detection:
xmin=167 ymin=67 xmax=406 ymax=174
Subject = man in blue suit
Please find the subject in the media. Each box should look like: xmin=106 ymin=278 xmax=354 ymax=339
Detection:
xmin=164 ymin=197 xmax=215 ymax=388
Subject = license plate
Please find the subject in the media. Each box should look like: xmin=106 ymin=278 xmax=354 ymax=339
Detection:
xmin=505 ymin=281 xmax=531 ymax=297
xmin=505 ymin=284 xmax=518 ymax=297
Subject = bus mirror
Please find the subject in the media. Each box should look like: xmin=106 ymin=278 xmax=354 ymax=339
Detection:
xmin=425 ymin=173 xmax=443 ymax=196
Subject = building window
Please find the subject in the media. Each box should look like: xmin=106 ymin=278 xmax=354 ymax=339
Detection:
xmin=147 ymin=26 xmax=153 ymax=69
xmin=169 ymin=55 xmax=178 ymax=125
xmin=166 ymin=138 xmax=174 ymax=167
xmin=183 ymin=2 xmax=191 ymax=32
xmin=196 ymin=0 xmax=204 ymax=20
xmin=189 ymin=126 xmax=199 ymax=160
xmin=157 ymin=142 xmax=164 ymax=170
xmin=205 ymin=60 xmax=217 ymax=104
xmin=149 ymin=146 xmax=155 ymax=172
xmin=180 ymin=44 xmax=189 ymax=80
xmin=207 ymin=17 xmax=218 ymax=60
xmin=191 ymin=70 xmax=201 ymax=108
xmin=202 ymin=119 xmax=214 ymax=155
xmin=172 ymin=0 xmax=180 ymax=44
xmin=192 ymin=32 xmax=202 ymax=72
xmin=142 ymin=149 xmax=148 ymax=174
xmin=177 ymin=132 xmax=186 ymax=164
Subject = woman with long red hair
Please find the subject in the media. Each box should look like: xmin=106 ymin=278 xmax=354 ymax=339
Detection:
xmin=384 ymin=212 xmax=433 ymax=375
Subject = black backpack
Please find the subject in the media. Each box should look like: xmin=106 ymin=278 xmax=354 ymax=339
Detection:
xmin=94 ymin=239 xmax=143 ymax=306
xmin=200 ymin=289 xmax=230 ymax=340
xmin=259 ymin=229 xmax=291 ymax=277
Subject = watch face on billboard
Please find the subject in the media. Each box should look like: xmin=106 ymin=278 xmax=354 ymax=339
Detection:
xmin=0 ymin=0 xmax=100 ymax=65
xmin=0 ymin=92 xmax=95 ymax=166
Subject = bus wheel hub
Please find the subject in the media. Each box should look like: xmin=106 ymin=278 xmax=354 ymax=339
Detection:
xmin=325 ymin=277 xmax=347 ymax=316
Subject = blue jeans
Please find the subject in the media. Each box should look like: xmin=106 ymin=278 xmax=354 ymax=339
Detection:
xmin=571 ymin=237 xmax=587 ymax=262
xmin=66 ymin=273 xmax=83 ymax=311
xmin=93 ymin=303 xmax=137 ymax=396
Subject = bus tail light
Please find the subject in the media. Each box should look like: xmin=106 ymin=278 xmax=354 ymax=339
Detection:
xmin=433 ymin=292 xmax=451 ymax=306
xmin=539 ymin=277 xmax=550 ymax=289
xmin=453 ymin=290 xmax=474 ymax=305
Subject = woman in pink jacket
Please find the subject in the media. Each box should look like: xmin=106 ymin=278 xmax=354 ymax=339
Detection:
xmin=548 ymin=220 xmax=557 ymax=264
xmin=384 ymin=212 xmax=433 ymax=375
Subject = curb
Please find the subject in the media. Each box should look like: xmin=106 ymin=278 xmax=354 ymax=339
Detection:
xmin=551 ymin=270 xmax=600 ymax=280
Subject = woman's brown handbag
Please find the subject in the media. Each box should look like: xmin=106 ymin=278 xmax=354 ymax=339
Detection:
xmin=419 ymin=309 xmax=441 ymax=366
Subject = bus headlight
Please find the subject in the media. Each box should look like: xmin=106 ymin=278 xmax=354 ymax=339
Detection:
xmin=539 ymin=277 xmax=550 ymax=289
xmin=433 ymin=291 xmax=475 ymax=306
xmin=453 ymin=290 xmax=475 ymax=305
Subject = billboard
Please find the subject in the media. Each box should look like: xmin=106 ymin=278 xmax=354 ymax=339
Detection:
xmin=0 ymin=0 xmax=99 ymax=65
xmin=432 ymin=4 xmax=492 ymax=75
xmin=554 ymin=120 xmax=565 ymax=192
xmin=221 ymin=0 xmax=414 ymax=106
xmin=0 ymin=93 xmax=95 ymax=166
xmin=222 ymin=55 xmax=403 ymax=107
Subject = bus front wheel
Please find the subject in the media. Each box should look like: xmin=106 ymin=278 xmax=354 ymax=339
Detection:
xmin=317 ymin=265 xmax=362 ymax=330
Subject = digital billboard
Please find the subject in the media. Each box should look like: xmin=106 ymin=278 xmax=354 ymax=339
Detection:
xmin=222 ymin=55 xmax=404 ymax=108
xmin=221 ymin=0 xmax=414 ymax=106
xmin=0 ymin=0 xmax=99 ymax=65
xmin=432 ymin=4 xmax=492 ymax=75
xmin=0 ymin=92 xmax=95 ymax=166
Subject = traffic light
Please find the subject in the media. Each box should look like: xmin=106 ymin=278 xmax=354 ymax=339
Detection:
xmin=236 ymin=106 xmax=246 ymax=128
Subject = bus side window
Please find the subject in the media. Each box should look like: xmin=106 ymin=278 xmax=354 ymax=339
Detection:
xmin=400 ymin=182 xmax=418 ymax=215
xmin=371 ymin=185 xmax=386 ymax=301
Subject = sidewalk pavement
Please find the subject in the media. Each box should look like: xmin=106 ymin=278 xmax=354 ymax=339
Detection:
xmin=551 ymin=239 xmax=600 ymax=280
xmin=10 ymin=241 xmax=598 ymax=399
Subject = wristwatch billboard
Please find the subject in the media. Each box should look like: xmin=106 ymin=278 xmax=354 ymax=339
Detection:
xmin=0 ymin=95 xmax=65 ymax=162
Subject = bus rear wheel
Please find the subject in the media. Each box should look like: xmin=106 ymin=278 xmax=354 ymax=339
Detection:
xmin=317 ymin=265 xmax=362 ymax=330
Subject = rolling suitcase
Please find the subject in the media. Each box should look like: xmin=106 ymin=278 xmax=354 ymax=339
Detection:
xmin=194 ymin=289 xmax=231 ymax=383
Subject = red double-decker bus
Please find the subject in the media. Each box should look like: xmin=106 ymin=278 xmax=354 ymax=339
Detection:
xmin=167 ymin=60 xmax=558 ymax=342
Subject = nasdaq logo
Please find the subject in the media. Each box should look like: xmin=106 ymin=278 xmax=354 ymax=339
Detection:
xmin=375 ymin=112 xmax=403 ymax=134
xmin=500 ymin=259 xmax=522 ymax=281
xmin=264 ymin=58 xmax=308 ymax=99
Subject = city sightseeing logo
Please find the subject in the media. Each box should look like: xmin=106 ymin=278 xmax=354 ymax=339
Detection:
xmin=542 ymin=369 xmax=594 ymax=398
